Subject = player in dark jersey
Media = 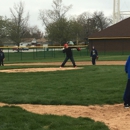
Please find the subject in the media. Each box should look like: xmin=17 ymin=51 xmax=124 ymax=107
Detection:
xmin=0 ymin=49 xmax=5 ymax=66
xmin=90 ymin=46 xmax=98 ymax=65
xmin=60 ymin=43 xmax=80 ymax=67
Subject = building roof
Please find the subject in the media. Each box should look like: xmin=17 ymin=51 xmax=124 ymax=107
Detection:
xmin=21 ymin=38 xmax=47 ymax=43
xmin=89 ymin=17 xmax=130 ymax=39
xmin=37 ymin=38 xmax=47 ymax=43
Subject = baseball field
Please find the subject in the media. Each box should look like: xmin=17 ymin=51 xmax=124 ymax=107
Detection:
xmin=0 ymin=58 xmax=129 ymax=130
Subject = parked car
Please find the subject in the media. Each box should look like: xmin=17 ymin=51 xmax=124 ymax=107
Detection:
xmin=12 ymin=46 xmax=29 ymax=51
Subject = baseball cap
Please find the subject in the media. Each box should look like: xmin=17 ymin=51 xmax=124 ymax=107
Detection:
xmin=64 ymin=43 xmax=68 ymax=48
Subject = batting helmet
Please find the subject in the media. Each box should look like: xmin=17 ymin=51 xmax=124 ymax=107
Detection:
xmin=64 ymin=43 xmax=68 ymax=48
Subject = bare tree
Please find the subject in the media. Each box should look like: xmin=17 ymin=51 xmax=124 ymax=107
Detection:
xmin=9 ymin=1 xmax=29 ymax=48
xmin=92 ymin=11 xmax=112 ymax=31
xmin=39 ymin=0 xmax=72 ymax=32
xmin=75 ymin=11 xmax=112 ymax=41
xmin=76 ymin=12 xmax=92 ymax=41
xmin=0 ymin=16 xmax=10 ymax=38
xmin=29 ymin=26 xmax=43 ymax=39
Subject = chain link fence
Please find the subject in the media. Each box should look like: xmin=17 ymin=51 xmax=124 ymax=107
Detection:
xmin=1 ymin=46 xmax=88 ymax=62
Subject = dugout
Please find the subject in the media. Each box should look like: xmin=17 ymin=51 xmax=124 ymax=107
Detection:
xmin=88 ymin=17 xmax=130 ymax=53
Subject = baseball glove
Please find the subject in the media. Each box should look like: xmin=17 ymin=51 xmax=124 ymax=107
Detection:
xmin=96 ymin=56 xmax=99 ymax=60
xmin=77 ymin=47 xmax=81 ymax=51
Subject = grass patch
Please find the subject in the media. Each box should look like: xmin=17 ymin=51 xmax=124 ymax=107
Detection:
xmin=0 ymin=106 xmax=109 ymax=130
xmin=0 ymin=65 xmax=126 ymax=105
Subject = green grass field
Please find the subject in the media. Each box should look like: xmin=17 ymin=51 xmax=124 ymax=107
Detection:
xmin=0 ymin=66 xmax=126 ymax=105
xmin=0 ymin=63 xmax=127 ymax=129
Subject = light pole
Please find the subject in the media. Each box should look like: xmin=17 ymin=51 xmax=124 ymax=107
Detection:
xmin=113 ymin=0 xmax=120 ymax=24
xmin=113 ymin=0 xmax=130 ymax=24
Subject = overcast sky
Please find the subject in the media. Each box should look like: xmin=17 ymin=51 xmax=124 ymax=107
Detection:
xmin=0 ymin=0 xmax=130 ymax=33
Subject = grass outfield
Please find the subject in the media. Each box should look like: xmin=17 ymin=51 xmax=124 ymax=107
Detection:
xmin=0 ymin=65 xmax=126 ymax=130
xmin=0 ymin=65 xmax=126 ymax=105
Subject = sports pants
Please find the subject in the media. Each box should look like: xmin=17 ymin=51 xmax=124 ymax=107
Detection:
xmin=61 ymin=56 xmax=76 ymax=67
xmin=123 ymin=79 xmax=130 ymax=105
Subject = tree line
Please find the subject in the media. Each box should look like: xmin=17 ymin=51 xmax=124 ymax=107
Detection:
xmin=0 ymin=0 xmax=113 ymax=47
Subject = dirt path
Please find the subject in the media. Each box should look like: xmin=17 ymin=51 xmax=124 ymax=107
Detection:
xmin=0 ymin=61 xmax=128 ymax=130
xmin=15 ymin=103 xmax=130 ymax=130
xmin=5 ymin=61 xmax=126 ymax=66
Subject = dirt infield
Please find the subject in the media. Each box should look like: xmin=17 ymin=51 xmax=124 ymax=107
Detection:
xmin=0 ymin=67 xmax=83 ymax=73
xmin=5 ymin=61 xmax=126 ymax=66
xmin=0 ymin=61 xmax=128 ymax=130
xmin=1 ymin=61 xmax=125 ymax=73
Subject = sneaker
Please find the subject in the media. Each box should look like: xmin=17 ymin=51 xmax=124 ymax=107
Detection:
xmin=74 ymin=65 xmax=77 ymax=68
xmin=124 ymin=104 xmax=129 ymax=108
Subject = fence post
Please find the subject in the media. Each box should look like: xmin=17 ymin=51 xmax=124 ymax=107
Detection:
xmin=21 ymin=50 xmax=22 ymax=60
xmin=8 ymin=48 xmax=9 ymax=61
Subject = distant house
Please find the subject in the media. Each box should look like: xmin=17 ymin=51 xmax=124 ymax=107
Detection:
xmin=21 ymin=37 xmax=48 ymax=46
xmin=37 ymin=38 xmax=47 ymax=44
xmin=88 ymin=17 xmax=130 ymax=52
xmin=0 ymin=37 xmax=48 ymax=48
xmin=36 ymin=38 xmax=48 ymax=46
